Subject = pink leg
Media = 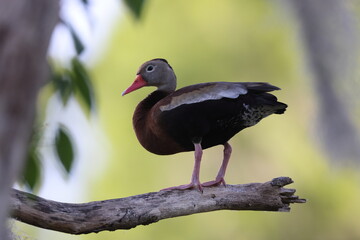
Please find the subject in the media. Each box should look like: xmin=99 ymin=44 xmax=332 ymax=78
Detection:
xmin=161 ymin=142 xmax=203 ymax=192
xmin=202 ymin=142 xmax=232 ymax=187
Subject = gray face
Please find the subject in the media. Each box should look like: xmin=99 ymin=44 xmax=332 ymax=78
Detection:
xmin=137 ymin=59 xmax=177 ymax=92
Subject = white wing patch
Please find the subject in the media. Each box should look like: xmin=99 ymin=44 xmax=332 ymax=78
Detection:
xmin=159 ymin=83 xmax=248 ymax=111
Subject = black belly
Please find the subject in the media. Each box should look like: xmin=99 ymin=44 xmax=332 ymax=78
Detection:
xmin=159 ymin=96 xmax=265 ymax=151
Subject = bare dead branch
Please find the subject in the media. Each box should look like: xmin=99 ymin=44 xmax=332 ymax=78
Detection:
xmin=10 ymin=177 xmax=305 ymax=235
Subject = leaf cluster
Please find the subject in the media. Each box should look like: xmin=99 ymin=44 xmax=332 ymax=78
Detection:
xmin=20 ymin=0 xmax=147 ymax=190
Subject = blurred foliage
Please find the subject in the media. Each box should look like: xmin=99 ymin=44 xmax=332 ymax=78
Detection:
xmin=20 ymin=124 xmax=44 ymax=191
xmin=21 ymin=58 xmax=95 ymax=190
xmin=20 ymin=0 xmax=100 ymax=189
xmin=67 ymin=23 xmax=85 ymax=55
xmin=123 ymin=0 xmax=146 ymax=19
xmin=52 ymin=59 xmax=96 ymax=112
xmin=52 ymin=68 xmax=73 ymax=106
xmin=55 ymin=126 xmax=75 ymax=174
xmin=20 ymin=0 xmax=143 ymax=192
xmin=21 ymin=137 xmax=41 ymax=190
xmin=71 ymin=58 xmax=96 ymax=112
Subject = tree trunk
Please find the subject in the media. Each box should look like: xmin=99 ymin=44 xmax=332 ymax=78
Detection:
xmin=289 ymin=0 xmax=360 ymax=163
xmin=0 ymin=0 xmax=59 ymax=239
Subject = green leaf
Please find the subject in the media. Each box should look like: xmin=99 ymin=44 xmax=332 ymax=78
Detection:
xmin=66 ymin=23 xmax=85 ymax=55
xmin=55 ymin=126 xmax=75 ymax=174
xmin=52 ymin=70 xmax=73 ymax=106
xmin=23 ymin=146 xmax=41 ymax=190
xmin=124 ymin=0 xmax=145 ymax=19
xmin=21 ymin=126 xmax=44 ymax=191
xmin=71 ymin=58 xmax=95 ymax=112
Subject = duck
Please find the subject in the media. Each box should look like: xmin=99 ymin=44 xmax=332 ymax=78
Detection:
xmin=122 ymin=58 xmax=287 ymax=191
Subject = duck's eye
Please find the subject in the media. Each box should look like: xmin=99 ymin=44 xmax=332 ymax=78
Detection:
xmin=146 ymin=65 xmax=155 ymax=72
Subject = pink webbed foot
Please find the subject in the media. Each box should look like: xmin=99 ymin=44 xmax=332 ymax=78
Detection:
xmin=161 ymin=182 xmax=203 ymax=192
xmin=201 ymin=178 xmax=226 ymax=187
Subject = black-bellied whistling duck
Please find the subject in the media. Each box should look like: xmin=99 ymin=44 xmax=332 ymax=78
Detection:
xmin=122 ymin=58 xmax=287 ymax=192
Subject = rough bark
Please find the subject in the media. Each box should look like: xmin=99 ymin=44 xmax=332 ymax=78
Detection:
xmin=0 ymin=1 xmax=60 ymax=239
xmin=10 ymin=177 xmax=305 ymax=235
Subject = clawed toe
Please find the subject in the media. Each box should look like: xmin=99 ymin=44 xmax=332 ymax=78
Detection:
xmin=161 ymin=182 xmax=203 ymax=192
xmin=201 ymin=178 xmax=226 ymax=187
xmin=160 ymin=178 xmax=226 ymax=192
xmin=161 ymin=178 xmax=227 ymax=192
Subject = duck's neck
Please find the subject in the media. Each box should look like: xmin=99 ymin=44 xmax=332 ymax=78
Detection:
xmin=135 ymin=90 xmax=170 ymax=112
xmin=133 ymin=90 xmax=170 ymax=128
xmin=132 ymin=90 xmax=175 ymax=154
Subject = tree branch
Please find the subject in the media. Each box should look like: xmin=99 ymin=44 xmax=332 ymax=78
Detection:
xmin=10 ymin=177 xmax=305 ymax=235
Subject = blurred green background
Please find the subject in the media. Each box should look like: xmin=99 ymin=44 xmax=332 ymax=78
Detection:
xmin=15 ymin=0 xmax=360 ymax=239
